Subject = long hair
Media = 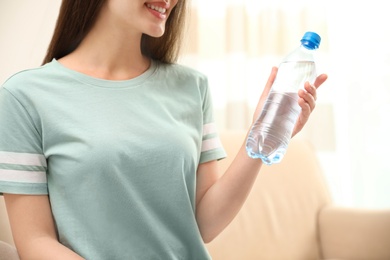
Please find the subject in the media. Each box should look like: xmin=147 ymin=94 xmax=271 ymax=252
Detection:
xmin=42 ymin=0 xmax=188 ymax=65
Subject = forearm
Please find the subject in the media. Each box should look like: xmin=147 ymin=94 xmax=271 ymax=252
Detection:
xmin=196 ymin=139 xmax=262 ymax=243
xmin=17 ymin=237 xmax=84 ymax=260
xmin=195 ymin=69 xmax=327 ymax=243
xmin=4 ymin=194 xmax=84 ymax=260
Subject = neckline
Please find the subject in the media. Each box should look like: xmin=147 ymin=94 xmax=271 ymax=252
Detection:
xmin=49 ymin=58 xmax=158 ymax=89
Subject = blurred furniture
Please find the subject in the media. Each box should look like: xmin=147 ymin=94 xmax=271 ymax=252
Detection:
xmin=206 ymin=131 xmax=390 ymax=260
xmin=0 ymin=241 xmax=18 ymax=260
xmin=1 ymin=131 xmax=390 ymax=260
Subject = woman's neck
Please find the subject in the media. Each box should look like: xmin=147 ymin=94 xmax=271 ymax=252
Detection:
xmin=58 ymin=8 xmax=151 ymax=81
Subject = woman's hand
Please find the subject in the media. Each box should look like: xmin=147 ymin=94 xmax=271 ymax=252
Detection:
xmin=292 ymin=73 xmax=328 ymax=137
xmin=252 ymin=67 xmax=328 ymax=137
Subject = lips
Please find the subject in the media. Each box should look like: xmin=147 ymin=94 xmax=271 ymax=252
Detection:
xmin=145 ymin=2 xmax=171 ymax=19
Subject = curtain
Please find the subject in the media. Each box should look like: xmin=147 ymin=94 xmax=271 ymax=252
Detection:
xmin=180 ymin=0 xmax=390 ymax=208
xmin=181 ymin=0 xmax=328 ymax=129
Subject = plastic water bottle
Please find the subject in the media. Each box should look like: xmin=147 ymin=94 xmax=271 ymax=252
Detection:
xmin=246 ymin=31 xmax=321 ymax=165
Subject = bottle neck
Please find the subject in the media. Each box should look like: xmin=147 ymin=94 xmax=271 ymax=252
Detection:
xmin=282 ymin=45 xmax=316 ymax=63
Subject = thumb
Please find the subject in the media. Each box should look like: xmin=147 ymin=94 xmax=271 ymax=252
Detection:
xmin=253 ymin=67 xmax=278 ymax=122
xmin=260 ymin=66 xmax=277 ymax=102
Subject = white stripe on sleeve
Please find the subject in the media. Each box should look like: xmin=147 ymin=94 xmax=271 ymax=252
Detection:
xmin=203 ymin=123 xmax=217 ymax=136
xmin=201 ymin=137 xmax=222 ymax=152
xmin=0 ymin=151 xmax=47 ymax=167
xmin=0 ymin=169 xmax=47 ymax=184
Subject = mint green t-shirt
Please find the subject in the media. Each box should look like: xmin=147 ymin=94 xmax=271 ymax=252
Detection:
xmin=0 ymin=59 xmax=226 ymax=259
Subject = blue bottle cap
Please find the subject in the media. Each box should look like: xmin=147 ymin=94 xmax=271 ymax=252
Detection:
xmin=301 ymin=31 xmax=321 ymax=50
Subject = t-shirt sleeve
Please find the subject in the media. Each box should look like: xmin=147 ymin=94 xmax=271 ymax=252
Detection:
xmin=199 ymin=77 xmax=227 ymax=164
xmin=0 ymin=87 xmax=48 ymax=195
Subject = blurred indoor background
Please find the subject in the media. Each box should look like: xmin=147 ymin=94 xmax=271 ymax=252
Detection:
xmin=0 ymin=0 xmax=389 ymax=208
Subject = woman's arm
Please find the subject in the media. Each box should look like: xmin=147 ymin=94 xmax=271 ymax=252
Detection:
xmin=4 ymin=194 xmax=84 ymax=260
xmin=195 ymin=68 xmax=328 ymax=243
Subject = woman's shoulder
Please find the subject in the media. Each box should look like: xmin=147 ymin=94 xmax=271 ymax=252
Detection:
xmin=2 ymin=62 xmax=55 ymax=92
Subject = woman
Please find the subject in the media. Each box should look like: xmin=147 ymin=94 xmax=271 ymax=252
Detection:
xmin=0 ymin=0 xmax=327 ymax=259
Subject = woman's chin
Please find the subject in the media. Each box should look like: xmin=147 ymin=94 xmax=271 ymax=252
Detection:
xmin=145 ymin=26 xmax=166 ymax=38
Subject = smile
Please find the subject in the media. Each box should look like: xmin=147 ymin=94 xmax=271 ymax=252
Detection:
xmin=146 ymin=4 xmax=167 ymax=14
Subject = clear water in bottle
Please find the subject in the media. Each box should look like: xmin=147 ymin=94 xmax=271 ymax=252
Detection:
xmin=246 ymin=91 xmax=300 ymax=165
xmin=246 ymin=61 xmax=316 ymax=165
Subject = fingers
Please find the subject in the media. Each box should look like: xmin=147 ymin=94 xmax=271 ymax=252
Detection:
xmin=298 ymin=73 xmax=328 ymax=111
xmin=298 ymin=96 xmax=312 ymax=117
xmin=304 ymin=82 xmax=317 ymax=101
xmin=313 ymin=73 xmax=328 ymax=89
xmin=298 ymin=84 xmax=316 ymax=112
xmin=292 ymin=74 xmax=327 ymax=137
